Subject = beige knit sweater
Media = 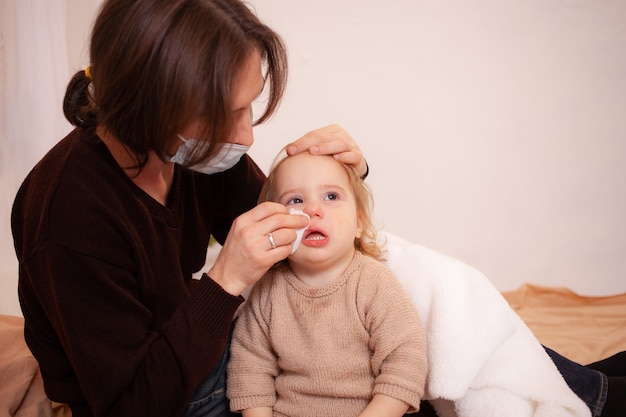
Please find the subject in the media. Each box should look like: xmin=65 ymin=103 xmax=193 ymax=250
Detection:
xmin=227 ymin=252 xmax=427 ymax=417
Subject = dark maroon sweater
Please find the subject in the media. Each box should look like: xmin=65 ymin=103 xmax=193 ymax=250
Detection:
xmin=11 ymin=128 xmax=265 ymax=417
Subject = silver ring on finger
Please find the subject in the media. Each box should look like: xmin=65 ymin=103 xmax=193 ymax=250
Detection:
xmin=267 ymin=232 xmax=277 ymax=250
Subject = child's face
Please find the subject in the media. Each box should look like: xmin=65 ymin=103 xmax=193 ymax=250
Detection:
xmin=272 ymin=153 xmax=362 ymax=275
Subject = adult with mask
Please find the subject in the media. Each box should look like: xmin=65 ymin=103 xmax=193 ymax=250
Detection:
xmin=11 ymin=1 xmax=366 ymax=416
xmin=12 ymin=1 xmax=624 ymax=417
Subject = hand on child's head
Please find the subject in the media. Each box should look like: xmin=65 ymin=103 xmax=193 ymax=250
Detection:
xmin=286 ymin=125 xmax=365 ymax=178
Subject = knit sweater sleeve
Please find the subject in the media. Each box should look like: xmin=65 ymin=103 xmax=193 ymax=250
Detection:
xmin=227 ymin=275 xmax=279 ymax=411
xmin=358 ymin=257 xmax=428 ymax=412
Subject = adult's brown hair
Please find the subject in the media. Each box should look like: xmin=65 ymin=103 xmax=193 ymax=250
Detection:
xmin=63 ymin=0 xmax=287 ymax=169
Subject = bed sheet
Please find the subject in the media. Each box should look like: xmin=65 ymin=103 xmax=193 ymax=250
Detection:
xmin=502 ymin=284 xmax=626 ymax=365
xmin=2 ymin=284 xmax=624 ymax=416
xmin=0 ymin=315 xmax=70 ymax=417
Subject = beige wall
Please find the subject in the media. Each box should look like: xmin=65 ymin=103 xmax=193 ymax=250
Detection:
xmin=250 ymin=0 xmax=626 ymax=296
xmin=66 ymin=0 xmax=99 ymax=70
xmin=2 ymin=0 xmax=624 ymax=316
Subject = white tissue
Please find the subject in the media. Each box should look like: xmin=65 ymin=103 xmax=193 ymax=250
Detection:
xmin=289 ymin=208 xmax=310 ymax=254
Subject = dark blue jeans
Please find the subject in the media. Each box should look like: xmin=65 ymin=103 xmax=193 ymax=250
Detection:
xmin=181 ymin=340 xmax=236 ymax=417
xmin=545 ymin=346 xmax=608 ymax=417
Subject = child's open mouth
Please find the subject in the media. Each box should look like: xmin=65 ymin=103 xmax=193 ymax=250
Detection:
xmin=304 ymin=231 xmax=326 ymax=241
xmin=302 ymin=229 xmax=328 ymax=247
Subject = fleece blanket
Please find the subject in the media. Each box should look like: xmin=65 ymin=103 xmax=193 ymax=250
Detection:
xmin=380 ymin=231 xmax=590 ymax=417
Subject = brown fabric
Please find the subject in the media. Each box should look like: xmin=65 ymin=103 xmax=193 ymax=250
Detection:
xmin=502 ymin=284 xmax=626 ymax=365
xmin=0 ymin=315 xmax=70 ymax=417
xmin=4 ymin=284 xmax=624 ymax=416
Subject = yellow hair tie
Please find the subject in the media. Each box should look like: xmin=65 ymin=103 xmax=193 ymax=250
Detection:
xmin=85 ymin=66 xmax=92 ymax=79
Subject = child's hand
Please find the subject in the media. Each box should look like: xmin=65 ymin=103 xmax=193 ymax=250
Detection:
xmin=241 ymin=406 xmax=273 ymax=417
xmin=357 ymin=394 xmax=410 ymax=417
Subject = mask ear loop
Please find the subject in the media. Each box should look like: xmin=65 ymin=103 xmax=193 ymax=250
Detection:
xmin=169 ymin=135 xmax=190 ymax=165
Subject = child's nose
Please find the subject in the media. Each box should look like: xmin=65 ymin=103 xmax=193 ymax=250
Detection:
xmin=303 ymin=201 xmax=323 ymax=218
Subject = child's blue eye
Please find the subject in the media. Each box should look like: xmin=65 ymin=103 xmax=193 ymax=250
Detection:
xmin=287 ymin=197 xmax=303 ymax=205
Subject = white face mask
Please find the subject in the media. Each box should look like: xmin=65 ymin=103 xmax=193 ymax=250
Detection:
xmin=170 ymin=135 xmax=250 ymax=175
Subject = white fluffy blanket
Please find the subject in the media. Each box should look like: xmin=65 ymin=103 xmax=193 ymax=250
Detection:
xmin=381 ymin=231 xmax=590 ymax=417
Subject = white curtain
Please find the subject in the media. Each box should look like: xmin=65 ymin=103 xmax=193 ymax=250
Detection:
xmin=0 ymin=0 xmax=71 ymax=315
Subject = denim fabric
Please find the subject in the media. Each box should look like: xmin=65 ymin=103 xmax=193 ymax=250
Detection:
xmin=181 ymin=341 xmax=236 ymax=417
xmin=545 ymin=346 xmax=608 ymax=417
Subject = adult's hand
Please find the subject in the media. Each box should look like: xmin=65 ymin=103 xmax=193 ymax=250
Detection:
xmin=286 ymin=124 xmax=368 ymax=178
xmin=207 ymin=202 xmax=309 ymax=296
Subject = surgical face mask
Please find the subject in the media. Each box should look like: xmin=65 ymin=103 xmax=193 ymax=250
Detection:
xmin=170 ymin=135 xmax=250 ymax=175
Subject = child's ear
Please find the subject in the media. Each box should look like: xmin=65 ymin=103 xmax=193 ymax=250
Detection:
xmin=355 ymin=218 xmax=363 ymax=239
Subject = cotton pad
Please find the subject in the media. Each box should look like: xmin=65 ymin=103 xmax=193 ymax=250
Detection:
xmin=289 ymin=208 xmax=310 ymax=254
